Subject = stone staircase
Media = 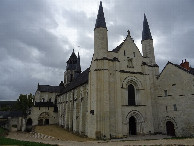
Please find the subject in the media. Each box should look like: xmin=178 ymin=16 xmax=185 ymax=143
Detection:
xmin=30 ymin=132 xmax=55 ymax=139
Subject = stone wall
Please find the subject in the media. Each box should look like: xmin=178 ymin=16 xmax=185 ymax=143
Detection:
xmin=154 ymin=63 xmax=194 ymax=137
xmin=28 ymin=106 xmax=58 ymax=126
xmin=58 ymin=84 xmax=88 ymax=135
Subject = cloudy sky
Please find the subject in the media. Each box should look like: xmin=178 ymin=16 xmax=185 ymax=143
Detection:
xmin=0 ymin=0 xmax=194 ymax=101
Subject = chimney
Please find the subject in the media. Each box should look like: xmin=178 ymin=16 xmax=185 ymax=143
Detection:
xmin=180 ymin=59 xmax=190 ymax=70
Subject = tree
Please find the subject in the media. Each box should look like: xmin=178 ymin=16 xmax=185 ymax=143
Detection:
xmin=16 ymin=93 xmax=34 ymax=117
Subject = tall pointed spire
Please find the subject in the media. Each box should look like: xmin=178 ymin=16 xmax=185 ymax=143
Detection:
xmin=142 ymin=14 xmax=152 ymax=41
xmin=95 ymin=1 xmax=107 ymax=29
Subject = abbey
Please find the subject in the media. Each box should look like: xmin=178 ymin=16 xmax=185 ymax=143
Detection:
xmin=27 ymin=2 xmax=194 ymax=139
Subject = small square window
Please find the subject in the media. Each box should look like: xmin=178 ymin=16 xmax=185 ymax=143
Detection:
xmin=133 ymin=52 xmax=135 ymax=57
xmin=164 ymin=90 xmax=168 ymax=97
xmin=173 ymin=104 xmax=177 ymax=111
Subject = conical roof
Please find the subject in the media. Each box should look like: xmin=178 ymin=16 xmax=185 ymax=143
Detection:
xmin=95 ymin=1 xmax=107 ymax=29
xmin=66 ymin=49 xmax=77 ymax=64
xmin=142 ymin=14 xmax=152 ymax=41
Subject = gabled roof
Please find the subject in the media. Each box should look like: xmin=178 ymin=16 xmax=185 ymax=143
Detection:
xmin=111 ymin=31 xmax=135 ymax=53
xmin=111 ymin=42 xmax=124 ymax=53
xmin=37 ymin=85 xmax=64 ymax=93
xmin=158 ymin=61 xmax=194 ymax=79
xmin=60 ymin=68 xmax=90 ymax=95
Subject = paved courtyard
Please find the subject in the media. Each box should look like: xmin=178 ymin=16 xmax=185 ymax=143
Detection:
xmin=6 ymin=125 xmax=194 ymax=146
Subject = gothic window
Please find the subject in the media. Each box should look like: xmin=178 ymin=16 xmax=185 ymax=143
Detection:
xmin=42 ymin=98 xmax=45 ymax=102
xmin=127 ymin=58 xmax=133 ymax=68
xmin=128 ymin=84 xmax=136 ymax=105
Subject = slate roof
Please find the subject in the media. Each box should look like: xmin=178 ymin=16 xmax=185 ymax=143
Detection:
xmin=37 ymin=85 xmax=64 ymax=93
xmin=66 ymin=50 xmax=78 ymax=64
xmin=34 ymin=102 xmax=55 ymax=107
xmin=60 ymin=68 xmax=90 ymax=95
xmin=111 ymin=42 xmax=124 ymax=53
xmin=158 ymin=61 xmax=194 ymax=78
xmin=167 ymin=62 xmax=194 ymax=75
xmin=0 ymin=111 xmax=23 ymax=119
xmin=142 ymin=14 xmax=152 ymax=41
xmin=95 ymin=1 xmax=107 ymax=29
xmin=190 ymin=67 xmax=194 ymax=74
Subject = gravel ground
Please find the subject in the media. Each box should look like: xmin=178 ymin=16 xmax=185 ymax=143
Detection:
xmin=6 ymin=125 xmax=194 ymax=146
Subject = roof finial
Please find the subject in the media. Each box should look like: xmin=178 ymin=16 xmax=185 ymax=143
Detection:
xmin=127 ymin=30 xmax=131 ymax=37
xmin=95 ymin=1 xmax=107 ymax=29
xmin=142 ymin=13 xmax=152 ymax=41
xmin=73 ymin=49 xmax=74 ymax=53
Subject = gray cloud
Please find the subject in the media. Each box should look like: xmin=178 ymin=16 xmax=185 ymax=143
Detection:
xmin=0 ymin=0 xmax=72 ymax=100
xmin=0 ymin=0 xmax=194 ymax=100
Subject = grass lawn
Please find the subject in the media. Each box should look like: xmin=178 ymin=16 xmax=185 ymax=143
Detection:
xmin=0 ymin=127 xmax=57 ymax=146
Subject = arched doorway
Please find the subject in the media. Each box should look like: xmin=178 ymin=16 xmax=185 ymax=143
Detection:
xmin=26 ymin=118 xmax=32 ymax=132
xmin=44 ymin=119 xmax=49 ymax=125
xmin=128 ymin=84 xmax=135 ymax=105
xmin=129 ymin=116 xmax=136 ymax=135
xmin=38 ymin=112 xmax=49 ymax=126
xmin=166 ymin=121 xmax=175 ymax=136
xmin=26 ymin=118 xmax=32 ymax=126
xmin=38 ymin=119 xmax=43 ymax=126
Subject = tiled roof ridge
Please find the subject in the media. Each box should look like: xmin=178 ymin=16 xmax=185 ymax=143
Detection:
xmin=37 ymin=85 xmax=64 ymax=93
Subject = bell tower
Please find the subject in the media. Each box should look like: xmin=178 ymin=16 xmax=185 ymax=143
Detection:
xmin=64 ymin=49 xmax=81 ymax=86
xmin=142 ymin=14 xmax=156 ymax=65
xmin=94 ymin=1 xmax=108 ymax=59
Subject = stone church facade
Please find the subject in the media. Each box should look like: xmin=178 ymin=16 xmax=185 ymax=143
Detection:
xmin=29 ymin=2 xmax=194 ymax=139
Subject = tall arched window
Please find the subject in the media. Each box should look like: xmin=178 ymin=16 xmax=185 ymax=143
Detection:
xmin=128 ymin=84 xmax=135 ymax=105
